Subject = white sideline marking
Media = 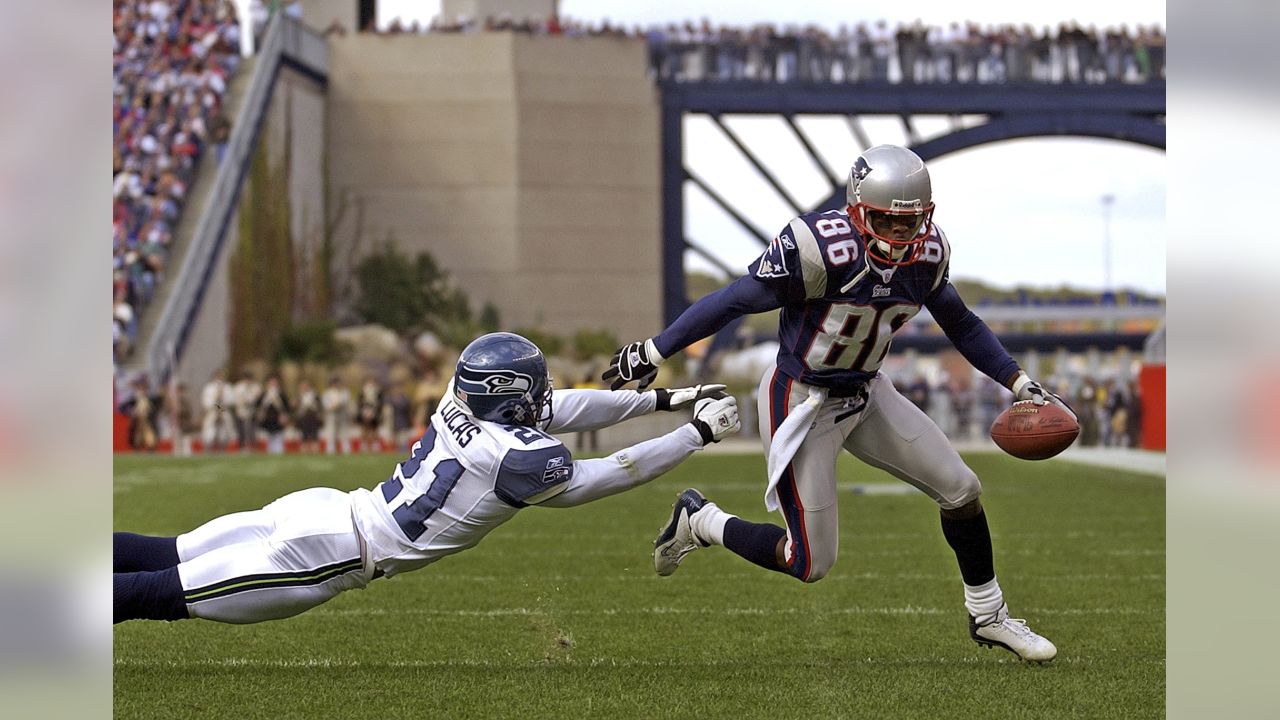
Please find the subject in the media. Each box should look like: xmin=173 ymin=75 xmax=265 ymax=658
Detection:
xmin=493 ymin=529 xmax=1160 ymax=542
xmin=306 ymin=605 xmax=1151 ymax=619
xmin=472 ymin=544 xmax=1164 ymax=559
xmin=114 ymin=654 xmax=1162 ymax=669
xmin=424 ymin=572 xmax=1163 ymax=583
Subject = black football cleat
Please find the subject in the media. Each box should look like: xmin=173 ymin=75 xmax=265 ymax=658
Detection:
xmin=653 ymin=488 xmax=709 ymax=576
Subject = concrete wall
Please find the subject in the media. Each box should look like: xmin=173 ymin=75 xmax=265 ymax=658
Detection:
xmin=177 ymin=65 xmax=327 ymax=392
xmin=301 ymin=0 xmax=357 ymax=33
xmin=326 ymin=32 xmax=661 ymax=345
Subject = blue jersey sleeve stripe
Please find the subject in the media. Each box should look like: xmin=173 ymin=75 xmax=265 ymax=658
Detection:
xmin=494 ymin=444 xmax=574 ymax=508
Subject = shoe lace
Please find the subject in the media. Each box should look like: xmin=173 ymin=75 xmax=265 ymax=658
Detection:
xmin=1002 ymin=617 xmax=1038 ymax=640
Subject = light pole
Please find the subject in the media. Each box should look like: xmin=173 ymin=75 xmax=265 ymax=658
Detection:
xmin=1101 ymin=193 xmax=1116 ymax=293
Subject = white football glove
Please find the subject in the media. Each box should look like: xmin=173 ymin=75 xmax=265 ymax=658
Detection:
xmin=692 ymin=396 xmax=740 ymax=445
xmin=654 ymin=384 xmax=728 ymax=412
xmin=602 ymin=339 xmax=664 ymax=391
xmin=1011 ymin=372 xmax=1077 ymax=422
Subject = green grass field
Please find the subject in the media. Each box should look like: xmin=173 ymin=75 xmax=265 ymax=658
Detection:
xmin=114 ymin=451 xmax=1165 ymax=719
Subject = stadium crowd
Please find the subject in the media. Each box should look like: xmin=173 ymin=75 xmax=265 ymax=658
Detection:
xmin=112 ymin=0 xmax=244 ymax=365
xmin=116 ymin=365 xmax=452 ymax=456
xmin=116 ymin=357 xmax=1144 ymax=455
xmin=892 ymin=372 xmax=1146 ymax=449
xmin=367 ymin=14 xmax=1165 ymax=85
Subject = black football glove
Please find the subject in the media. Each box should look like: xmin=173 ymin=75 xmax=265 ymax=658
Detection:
xmin=602 ymin=339 xmax=664 ymax=391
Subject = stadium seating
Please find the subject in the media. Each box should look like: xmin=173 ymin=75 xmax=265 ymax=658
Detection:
xmin=112 ymin=0 xmax=243 ymax=365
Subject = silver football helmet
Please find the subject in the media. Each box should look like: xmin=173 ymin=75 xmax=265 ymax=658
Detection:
xmin=845 ymin=145 xmax=935 ymax=265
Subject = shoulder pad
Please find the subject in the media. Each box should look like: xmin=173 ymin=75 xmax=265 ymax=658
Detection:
xmin=494 ymin=443 xmax=574 ymax=507
xmin=925 ymin=224 xmax=951 ymax=292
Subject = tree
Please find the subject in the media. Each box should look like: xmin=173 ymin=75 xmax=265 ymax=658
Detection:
xmin=353 ymin=239 xmax=473 ymax=341
xmin=275 ymin=320 xmax=353 ymax=366
xmin=478 ymin=302 xmax=501 ymax=334
xmin=572 ymin=328 xmax=618 ymax=361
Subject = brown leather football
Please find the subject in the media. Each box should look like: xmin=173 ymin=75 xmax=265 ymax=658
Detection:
xmin=990 ymin=400 xmax=1080 ymax=460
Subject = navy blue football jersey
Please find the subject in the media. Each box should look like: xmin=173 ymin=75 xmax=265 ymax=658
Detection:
xmin=745 ymin=209 xmax=951 ymax=395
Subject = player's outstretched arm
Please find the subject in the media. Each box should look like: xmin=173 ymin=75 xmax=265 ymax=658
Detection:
xmin=543 ymin=384 xmax=727 ymax=435
xmin=538 ymin=397 xmax=740 ymax=508
xmin=603 ymin=277 xmax=782 ymax=390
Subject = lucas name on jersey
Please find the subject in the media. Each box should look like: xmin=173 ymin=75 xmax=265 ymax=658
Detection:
xmin=437 ymin=398 xmax=481 ymax=447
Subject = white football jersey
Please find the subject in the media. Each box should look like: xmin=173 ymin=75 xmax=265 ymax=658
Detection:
xmin=349 ymin=382 xmax=690 ymax=577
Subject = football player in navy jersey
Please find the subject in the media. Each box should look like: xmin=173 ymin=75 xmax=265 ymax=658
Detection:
xmin=605 ymin=145 xmax=1073 ymax=662
xmin=114 ymin=332 xmax=740 ymax=625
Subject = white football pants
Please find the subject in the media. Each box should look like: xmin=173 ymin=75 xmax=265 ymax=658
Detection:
xmin=757 ymin=366 xmax=981 ymax=582
xmin=175 ymin=488 xmax=374 ymax=623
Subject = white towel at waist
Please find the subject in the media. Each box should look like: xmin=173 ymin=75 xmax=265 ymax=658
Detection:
xmin=764 ymin=384 xmax=828 ymax=512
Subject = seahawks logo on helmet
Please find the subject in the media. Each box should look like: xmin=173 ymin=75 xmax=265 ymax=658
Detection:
xmin=456 ymin=366 xmax=534 ymax=396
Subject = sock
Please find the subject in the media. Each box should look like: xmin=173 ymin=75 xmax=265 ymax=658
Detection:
xmin=939 ymin=510 xmax=995 ymax=586
xmin=963 ymin=577 xmax=1006 ymax=626
xmin=688 ymin=502 xmax=732 ymax=546
xmin=722 ymin=518 xmax=788 ymax=573
xmin=113 ymin=532 xmax=180 ymax=572
xmin=113 ymin=568 xmax=189 ymax=623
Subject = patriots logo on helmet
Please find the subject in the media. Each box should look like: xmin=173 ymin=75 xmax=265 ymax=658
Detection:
xmin=456 ymin=366 xmax=534 ymax=396
xmin=849 ymin=156 xmax=873 ymax=199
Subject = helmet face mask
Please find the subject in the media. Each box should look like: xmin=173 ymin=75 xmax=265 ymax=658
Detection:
xmin=845 ymin=145 xmax=935 ymax=266
xmin=452 ymin=332 xmax=552 ymax=427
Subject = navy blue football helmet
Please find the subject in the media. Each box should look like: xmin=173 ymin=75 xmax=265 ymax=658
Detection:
xmin=452 ymin=332 xmax=551 ymax=426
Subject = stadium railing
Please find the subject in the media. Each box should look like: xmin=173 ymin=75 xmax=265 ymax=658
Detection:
xmin=144 ymin=13 xmax=328 ymax=386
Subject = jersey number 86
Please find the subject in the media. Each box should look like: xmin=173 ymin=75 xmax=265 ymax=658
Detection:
xmin=804 ymin=303 xmax=920 ymax=372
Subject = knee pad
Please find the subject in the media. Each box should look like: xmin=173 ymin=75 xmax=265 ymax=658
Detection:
xmin=787 ymin=549 xmax=835 ymax=583
xmin=802 ymin=563 xmax=831 ymax=583
xmin=941 ymin=468 xmax=982 ymax=510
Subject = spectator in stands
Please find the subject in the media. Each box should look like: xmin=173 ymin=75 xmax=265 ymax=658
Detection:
xmin=1075 ymin=380 xmax=1101 ymax=446
xmin=950 ymin=378 xmax=975 ymax=442
xmin=233 ymin=371 xmax=261 ymax=451
xmin=356 ymin=377 xmax=383 ymax=453
xmin=112 ymin=0 xmax=242 ymax=360
xmin=1125 ymin=383 xmax=1144 ymax=448
xmin=387 ymin=385 xmax=414 ymax=451
xmin=209 ymin=110 xmax=231 ymax=164
xmin=412 ymin=366 xmax=448 ymax=431
xmin=160 ymin=381 xmax=197 ymax=457
xmin=255 ymin=375 xmax=290 ymax=455
xmin=975 ymin=375 xmax=1006 ymax=437
xmin=905 ymin=374 xmax=932 ymax=415
xmin=322 ymin=18 xmax=348 ymax=38
xmin=201 ymin=369 xmax=234 ymax=451
xmin=321 ymin=376 xmax=352 ymax=455
xmin=294 ymin=379 xmax=323 ymax=453
xmin=122 ymin=376 xmax=160 ymax=452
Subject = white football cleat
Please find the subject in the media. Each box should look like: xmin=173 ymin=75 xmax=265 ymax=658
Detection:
xmin=969 ymin=605 xmax=1057 ymax=662
xmin=653 ymin=489 xmax=709 ymax=576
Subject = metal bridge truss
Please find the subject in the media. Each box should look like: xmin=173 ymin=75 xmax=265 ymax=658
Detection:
xmin=659 ymin=81 xmax=1165 ymax=359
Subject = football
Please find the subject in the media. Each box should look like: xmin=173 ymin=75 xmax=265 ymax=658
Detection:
xmin=990 ymin=401 xmax=1080 ymax=460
